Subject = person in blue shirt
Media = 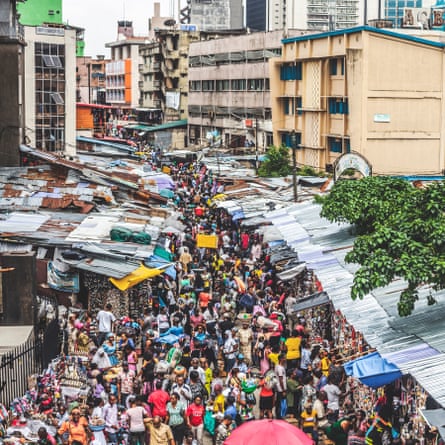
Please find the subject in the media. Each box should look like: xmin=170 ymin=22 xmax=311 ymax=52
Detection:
xmin=224 ymin=395 xmax=237 ymax=421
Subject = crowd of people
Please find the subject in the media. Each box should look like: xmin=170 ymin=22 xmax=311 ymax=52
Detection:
xmin=6 ymin=160 xmax=433 ymax=445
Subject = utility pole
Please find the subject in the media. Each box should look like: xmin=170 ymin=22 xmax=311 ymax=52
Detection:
xmin=255 ymin=117 xmax=259 ymax=174
xmin=290 ymin=130 xmax=298 ymax=202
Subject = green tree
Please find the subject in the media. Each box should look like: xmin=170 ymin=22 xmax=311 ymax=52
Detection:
xmin=317 ymin=176 xmax=445 ymax=316
xmin=258 ymin=144 xmax=292 ymax=177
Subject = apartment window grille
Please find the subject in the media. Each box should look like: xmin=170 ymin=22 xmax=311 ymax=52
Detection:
xmin=35 ymin=42 xmax=65 ymax=152
xmin=280 ymin=62 xmax=302 ymax=80
xmin=328 ymin=98 xmax=349 ymax=114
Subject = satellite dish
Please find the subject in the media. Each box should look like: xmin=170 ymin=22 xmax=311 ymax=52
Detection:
xmin=164 ymin=19 xmax=176 ymax=27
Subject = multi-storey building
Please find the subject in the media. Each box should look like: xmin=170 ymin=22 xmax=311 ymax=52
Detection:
xmin=188 ymin=0 xmax=244 ymax=31
xmin=139 ymin=41 xmax=164 ymax=124
xmin=307 ymin=0 xmax=360 ymax=30
xmin=246 ymin=0 xmax=360 ymax=32
xmin=187 ymin=30 xmax=304 ymax=149
xmin=17 ymin=0 xmax=85 ymax=56
xmin=270 ymin=26 xmax=445 ymax=175
xmin=76 ymin=55 xmax=109 ymax=104
xmin=105 ymin=21 xmax=147 ymax=112
xmin=0 ymin=0 xmax=26 ymax=166
xmin=23 ymin=24 xmax=77 ymax=155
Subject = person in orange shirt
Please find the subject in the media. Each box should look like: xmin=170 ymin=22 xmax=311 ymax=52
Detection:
xmin=57 ymin=408 xmax=90 ymax=445
xmin=198 ymin=289 xmax=211 ymax=310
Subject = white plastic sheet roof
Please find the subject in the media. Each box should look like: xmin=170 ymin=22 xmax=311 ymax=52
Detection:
xmin=65 ymin=214 xmax=120 ymax=242
xmin=0 ymin=212 xmax=50 ymax=232
xmin=264 ymin=200 xmax=445 ymax=407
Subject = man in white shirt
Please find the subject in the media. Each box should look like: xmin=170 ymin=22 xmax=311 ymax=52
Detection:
xmin=103 ymin=394 xmax=119 ymax=445
xmin=171 ymin=375 xmax=192 ymax=406
xmin=323 ymin=375 xmax=343 ymax=423
xmin=97 ymin=303 xmax=116 ymax=346
xmin=275 ymin=353 xmax=287 ymax=419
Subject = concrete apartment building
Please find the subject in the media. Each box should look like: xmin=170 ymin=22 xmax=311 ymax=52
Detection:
xmin=140 ymin=28 xmax=201 ymax=123
xmin=0 ymin=0 xmax=25 ymax=167
xmin=270 ymin=26 xmax=445 ymax=176
xmin=187 ymin=30 xmax=305 ymax=149
xmin=245 ymin=0 xmax=360 ymax=32
xmin=105 ymin=21 xmax=147 ymax=112
xmin=76 ymin=55 xmax=109 ymax=104
xmin=188 ymin=0 xmax=244 ymax=31
xmin=23 ymin=24 xmax=77 ymax=156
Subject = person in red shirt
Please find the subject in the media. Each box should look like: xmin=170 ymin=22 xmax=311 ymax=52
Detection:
xmin=148 ymin=380 xmax=170 ymax=420
xmin=186 ymin=396 xmax=205 ymax=445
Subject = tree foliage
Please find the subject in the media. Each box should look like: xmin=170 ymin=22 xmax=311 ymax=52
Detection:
xmin=317 ymin=176 xmax=445 ymax=316
xmin=258 ymin=144 xmax=292 ymax=177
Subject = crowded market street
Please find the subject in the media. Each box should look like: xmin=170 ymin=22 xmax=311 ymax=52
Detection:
xmin=1 ymin=158 xmax=443 ymax=445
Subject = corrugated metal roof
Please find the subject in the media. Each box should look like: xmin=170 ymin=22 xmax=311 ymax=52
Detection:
xmin=264 ymin=200 xmax=445 ymax=407
xmin=0 ymin=212 xmax=50 ymax=232
xmin=75 ymin=258 xmax=139 ymax=279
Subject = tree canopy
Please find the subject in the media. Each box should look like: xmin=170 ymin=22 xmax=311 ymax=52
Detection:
xmin=317 ymin=176 xmax=445 ymax=316
xmin=258 ymin=144 xmax=292 ymax=177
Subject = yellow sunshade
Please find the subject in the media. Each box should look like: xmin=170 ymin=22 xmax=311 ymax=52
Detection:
xmin=196 ymin=234 xmax=218 ymax=249
xmin=109 ymin=264 xmax=164 ymax=291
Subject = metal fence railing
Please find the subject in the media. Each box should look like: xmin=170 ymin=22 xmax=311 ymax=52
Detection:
xmin=0 ymin=332 xmax=44 ymax=406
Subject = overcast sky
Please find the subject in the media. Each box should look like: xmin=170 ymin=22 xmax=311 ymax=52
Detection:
xmin=63 ymin=0 xmax=179 ymax=57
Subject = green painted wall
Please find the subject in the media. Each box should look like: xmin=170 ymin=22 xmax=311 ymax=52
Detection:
xmin=17 ymin=0 xmax=63 ymax=26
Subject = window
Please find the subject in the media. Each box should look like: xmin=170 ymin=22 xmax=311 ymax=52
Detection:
xmin=247 ymin=79 xmax=264 ymax=91
xmin=328 ymin=98 xmax=349 ymax=114
xmin=280 ymin=62 xmax=302 ymax=81
xmin=330 ymin=59 xmax=338 ymax=75
xmin=202 ymin=80 xmax=214 ymax=91
xmin=189 ymin=80 xmax=201 ymax=91
xmin=296 ymin=97 xmax=302 ymax=115
xmin=42 ymin=55 xmax=62 ymax=68
xmin=231 ymin=79 xmax=246 ymax=91
xmin=284 ymin=97 xmax=291 ymax=115
xmin=50 ymin=92 xmax=64 ymax=104
xmin=328 ymin=137 xmax=343 ymax=153
xmin=215 ymin=79 xmax=230 ymax=91
xmin=282 ymin=131 xmax=301 ymax=147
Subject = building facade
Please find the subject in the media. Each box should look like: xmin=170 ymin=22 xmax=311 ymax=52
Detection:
xmin=140 ymin=27 xmax=224 ymax=127
xmin=189 ymin=0 xmax=244 ymax=31
xmin=271 ymin=26 xmax=445 ymax=175
xmin=16 ymin=0 xmax=62 ymax=27
xmin=105 ymin=21 xmax=147 ymax=111
xmin=188 ymin=30 xmax=305 ymax=149
xmin=76 ymin=55 xmax=109 ymax=104
xmin=23 ymin=24 xmax=77 ymax=155
xmin=0 ymin=0 xmax=26 ymax=166
xmin=246 ymin=0 xmax=361 ymax=32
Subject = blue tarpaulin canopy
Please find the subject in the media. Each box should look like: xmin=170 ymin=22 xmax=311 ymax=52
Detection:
xmin=144 ymin=255 xmax=176 ymax=279
xmin=343 ymin=351 xmax=403 ymax=388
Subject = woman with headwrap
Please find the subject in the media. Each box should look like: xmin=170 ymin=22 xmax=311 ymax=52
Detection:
xmin=102 ymin=333 xmax=119 ymax=367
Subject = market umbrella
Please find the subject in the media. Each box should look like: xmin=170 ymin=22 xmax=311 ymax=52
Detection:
xmin=224 ymin=419 xmax=314 ymax=445
xmin=159 ymin=188 xmax=175 ymax=199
